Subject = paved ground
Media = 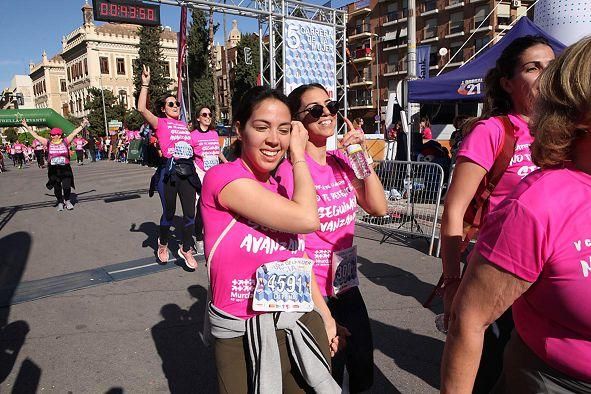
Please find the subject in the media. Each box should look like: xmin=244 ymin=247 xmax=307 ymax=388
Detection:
xmin=0 ymin=160 xmax=445 ymax=393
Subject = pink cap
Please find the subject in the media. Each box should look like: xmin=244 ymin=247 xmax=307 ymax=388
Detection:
xmin=50 ymin=128 xmax=63 ymax=136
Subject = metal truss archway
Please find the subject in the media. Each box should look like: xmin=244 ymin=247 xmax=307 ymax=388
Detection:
xmin=154 ymin=0 xmax=348 ymax=117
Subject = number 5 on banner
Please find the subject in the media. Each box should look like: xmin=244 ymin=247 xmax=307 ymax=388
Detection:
xmin=287 ymin=24 xmax=300 ymax=49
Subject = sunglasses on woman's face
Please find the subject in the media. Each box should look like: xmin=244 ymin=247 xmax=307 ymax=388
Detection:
xmin=200 ymin=113 xmax=212 ymax=118
xmin=296 ymin=101 xmax=339 ymax=119
xmin=166 ymin=101 xmax=181 ymax=108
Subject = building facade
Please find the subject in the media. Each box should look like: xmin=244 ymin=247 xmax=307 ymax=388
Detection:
xmin=0 ymin=75 xmax=35 ymax=110
xmin=29 ymin=2 xmax=178 ymax=118
xmin=345 ymin=0 xmax=533 ymax=131
xmin=214 ymin=20 xmax=241 ymax=124
xmin=29 ymin=52 xmax=69 ymax=114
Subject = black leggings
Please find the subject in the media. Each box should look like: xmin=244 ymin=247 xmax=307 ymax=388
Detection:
xmin=156 ymin=169 xmax=196 ymax=252
xmin=35 ymin=150 xmax=44 ymax=167
xmin=54 ymin=177 xmax=72 ymax=203
xmin=194 ymin=195 xmax=204 ymax=241
xmin=76 ymin=150 xmax=84 ymax=163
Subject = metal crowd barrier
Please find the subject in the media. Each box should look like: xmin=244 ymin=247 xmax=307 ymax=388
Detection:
xmin=356 ymin=160 xmax=445 ymax=256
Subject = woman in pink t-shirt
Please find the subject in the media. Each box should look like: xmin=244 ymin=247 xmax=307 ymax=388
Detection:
xmin=202 ymin=87 xmax=345 ymax=393
xmin=275 ymin=83 xmax=387 ymax=392
xmin=442 ymin=36 xmax=591 ymax=394
xmin=138 ymin=65 xmax=200 ymax=269
xmin=21 ymin=118 xmax=89 ymax=211
xmin=191 ymin=106 xmax=228 ymax=255
xmin=420 ymin=117 xmax=432 ymax=142
xmin=71 ymin=136 xmax=88 ymax=165
xmin=439 ymin=36 xmax=556 ymax=392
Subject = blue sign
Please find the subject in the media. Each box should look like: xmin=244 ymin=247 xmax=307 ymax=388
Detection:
xmin=416 ymin=45 xmax=431 ymax=79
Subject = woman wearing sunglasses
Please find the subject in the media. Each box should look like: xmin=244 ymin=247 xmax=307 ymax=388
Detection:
xmin=275 ymin=83 xmax=387 ymax=392
xmin=20 ymin=117 xmax=89 ymax=211
xmin=138 ymin=65 xmax=200 ymax=269
xmin=191 ymin=106 xmax=229 ymax=255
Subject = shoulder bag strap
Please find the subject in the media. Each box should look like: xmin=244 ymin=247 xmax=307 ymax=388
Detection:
xmin=206 ymin=216 xmax=238 ymax=279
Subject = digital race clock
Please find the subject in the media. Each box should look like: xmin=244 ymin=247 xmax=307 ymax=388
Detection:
xmin=92 ymin=0 xmax=161 ymax=27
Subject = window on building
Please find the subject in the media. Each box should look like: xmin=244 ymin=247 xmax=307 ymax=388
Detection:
xmin=83 ymin=58 xmax=88 ymax=75
xmin=70 ymin=100 xmax=74 ymax=113
xmin=100 ymin=57 xmax=109 ymax=74
xmin=430 ymin=45 xmax=438 ymax=67
xmin=119 ymin=90 xmax=127 ymax=106
xmin=161 ymin=61 xmax=170 ymax=77
xmin=116 ymin=58 xmax=125 ymax=75
xmin=424 ymin=17 xmax=437 ymax=39
xmin=450 ymin=41 xmax=464 ymax=62
xmin=387 ymin=78 xmax=397 ymax=92
xmin=387 ymin=53 xmax=399 ymax=73
xmin=387 ymin=3 xmax=398 ymax=22
xmin=496 ymin=4 xmax=511 ymax=26
xmin=132 ymin=59 xmax=139 ymax=76
xmin=475 ymin=5 xmax=491 ymax=27
xmin=448 ymin=0 xmax=462 ymax=5
xmin=60 ymin=79 xmax=67 ymax=92
xmin=450 ymin=11 xmax=464 ymax=34
xmin=424 ymin=0 xmax=436 ymax=12
xmin=475 ymin=36 xmax=491 ymax=53
xmin=42 ymin=80 xmax=46 ymax=93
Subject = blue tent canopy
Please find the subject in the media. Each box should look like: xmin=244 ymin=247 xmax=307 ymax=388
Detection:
xmin=408 ymin=17 xmax=565 ymax=103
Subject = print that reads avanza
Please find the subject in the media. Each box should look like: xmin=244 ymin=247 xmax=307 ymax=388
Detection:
xmin=239 ymin=235 xmax=305 ymax=254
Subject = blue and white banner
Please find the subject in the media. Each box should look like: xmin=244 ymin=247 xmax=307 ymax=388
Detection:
xmin=284 ymin=19 xmax=337 ymax=98
xmin=416 ymin=45 xmax=430 ymax=80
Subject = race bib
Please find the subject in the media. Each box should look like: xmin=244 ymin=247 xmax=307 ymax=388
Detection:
xmin=331 ymin=246 xmax=359 ymax=296
xmin=50 ymin=156 xmax=67 ymax=166
xmin=253 ymin=258 xmax=314 ymax=312
xmin=203 ymin=154 xmax=219 ymax=171
xmin=172 ymin=141 xmax=193 ymax=159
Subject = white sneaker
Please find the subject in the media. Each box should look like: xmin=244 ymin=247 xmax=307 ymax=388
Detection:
xmin=195 ymin=240 xmax=204 ymax=255
xmin=57 ymin=203 xmax=64 ymax=212
xmin=64 ymin=200 xmax=74 ymax=210
xmin=178 ymin=248 xmax=198 ymax=270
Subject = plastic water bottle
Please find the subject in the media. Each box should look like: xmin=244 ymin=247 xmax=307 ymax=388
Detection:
xmin=346 ymin=144 xmax=371 ymax=179
xmin=435 ymin=313 xmax=448 ymax=334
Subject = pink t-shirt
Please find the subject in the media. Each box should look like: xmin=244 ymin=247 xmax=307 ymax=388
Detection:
xmin=458 ymin=113 xmax=537 ymax=216
xmin=201 ymin=159 xmax=305 ymax=319
xmin=13 ymin=143 xmax=24 ymax=154
xmin=72 ymin=137 xmax=87 ymax=151
xmin=191 ymin=129 xmax=220 ymax=171
xmin=47 ymin=138 xmax=71 ymax=165
xmin=33 ymin=140 xmax=44 ymax=151
xmin=275 ymin=150 xmax=358 ymax=296
xmin=422 ymin=127 xmax=433 ymax=140
xmin=476 ymin=165 xmax=591 ymax=382
xmin=154 ymin=117 xmax=197 ymax=159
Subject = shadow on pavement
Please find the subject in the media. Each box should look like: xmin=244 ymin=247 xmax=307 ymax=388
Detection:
xmin=371 ymin=318 xmax=443 ymax=391
xmin=0 ymin=232 xmax=41 ymax=392
xmin=357 ymin=256 xmax=443 ymax=314
xmin=151 ymin=285 xmax=217 ymax=393
xmin=355 ymin=224 xmax=432 ymax=255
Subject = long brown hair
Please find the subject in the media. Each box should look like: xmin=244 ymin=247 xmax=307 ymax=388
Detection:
xmin=531 ymin=36 xmax=591 ymax=168
xmin=463 ymin=35 xmax=551 ymax=135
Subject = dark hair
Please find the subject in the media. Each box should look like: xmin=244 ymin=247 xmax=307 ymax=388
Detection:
xmin=233 ymin=86 xmax=290 ymax=127
xmin=153 ymin=93 xmax=176 ymax=116
xmin=420 ymin=117 xmax=431 ymax=128
xmin=287 ymin=83 xmax=329 ymax=117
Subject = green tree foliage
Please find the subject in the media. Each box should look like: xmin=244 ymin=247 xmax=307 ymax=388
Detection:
xmin=84 ymin=87 xmax=126 ymax=137
xmin=232 ymin=33 xmax=261 ymax=109
xmin=4 ymin=127 xmax=18 ymax=143
xmin=124 ymin=109 xmax=145 ymax=131
xmin=187 ymin=9 xmax=218 ymax=117
xmin=133 ymin=26 xmax=173 ymax=107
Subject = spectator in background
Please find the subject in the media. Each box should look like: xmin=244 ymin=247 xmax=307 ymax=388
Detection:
xmin=449 ymin=114 xmax=470 ymax=164
xmin=352 ymin=117 xmax=364 ymax=133
xmin=420 ymin=117 xmax=433 ymax=141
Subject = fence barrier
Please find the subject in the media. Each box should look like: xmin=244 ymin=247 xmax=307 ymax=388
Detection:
xmin=356 ymin=160 xmax=445 ymax=255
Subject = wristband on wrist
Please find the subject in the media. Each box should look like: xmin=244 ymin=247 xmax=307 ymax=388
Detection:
xmin=141 ymin=84 xmax=149 ymax=88
xmin=292 ymin=159 xmax=307 ymax=167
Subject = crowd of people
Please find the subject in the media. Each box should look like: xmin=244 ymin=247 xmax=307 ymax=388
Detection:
xmin=2 ymin=32 xmax=590 ymax=393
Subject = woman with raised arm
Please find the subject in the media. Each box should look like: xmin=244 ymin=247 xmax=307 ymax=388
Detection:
xmin=441 ymin=36 xmax=591 ymax=394
xmin=137 ymin=65 xmax=200 ymax=270
xmin=275 ymin=83 xmax=387 ymax=393
xmin=202 ymin=86 xmax=344 ymax=393
xmin=21 ymin=117 xmax=89 ymax=211
xmin=439 ymin=35 xmax=555 ymax=392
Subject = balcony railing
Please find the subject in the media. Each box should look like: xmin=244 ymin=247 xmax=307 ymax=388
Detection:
xmin=348 ymin=25 xmax=371 ymax=37
xmin=385 ymin=9 xmax=408 ymax=23
xmin=448 ymin=20 xmax=465 ymax=35
xmin=351 ymin=47 xmax=372 ymax=59
xmin=349 ymin=97 xmax=373 ymax=108
xmin=385 ymin=63 xmax=407 ymax=74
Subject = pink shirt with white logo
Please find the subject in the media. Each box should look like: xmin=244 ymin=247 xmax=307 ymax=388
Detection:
xmin=154 ymin=117 xmax=197 ymax=159
xmin=33 ymin=140 xmax=44 ymax=151
xmin=13 ymin=143 xmax=24 ymax=154
xmin=72 ymin=137 xmax=87 ymax=151
xmin=476 ymin=164 xmax=591 ymax=382
xmin=201 ymin=159 xmax=305 ymax=319
xmin=191 ymin=129 xmax=220 ymax=171
xmin=47 ymin=138 xmax=71 ymax=165
xmin=275 ymin=150 xmax=358 ymax=296
xmin=458 ymin=113 xmax=537 ymax=216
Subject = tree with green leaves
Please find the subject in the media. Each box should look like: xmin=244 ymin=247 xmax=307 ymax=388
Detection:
xmin=187 ymin=9 xmax=218 ymax=118
xmin=124 ymin=109 xmax=145 ymax=131
xmin=4 ymin=127 xmax=18 ymax=143
xmin=84 ymin=87 xmax=127 ymax=137
xmin=133 ymin=26 xmax=172 ymax=108
xmin=232 ymin=33 xmax=261 ymax=110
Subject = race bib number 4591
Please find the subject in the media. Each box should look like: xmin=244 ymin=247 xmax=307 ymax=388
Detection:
xmin=252 ymin=258 xmax=314 ymax=312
